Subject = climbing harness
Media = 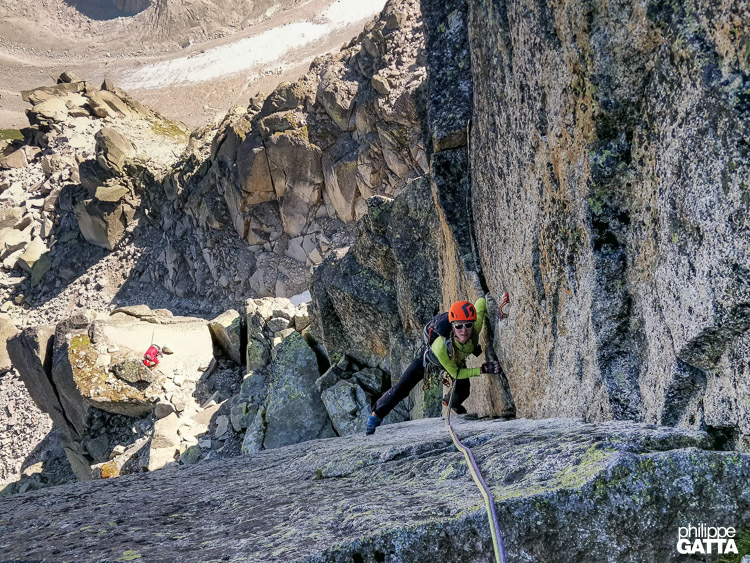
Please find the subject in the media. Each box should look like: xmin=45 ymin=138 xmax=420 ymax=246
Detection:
xmin=421 ymin=359 xmax=462 ymax=392
xmin=444 ymin=379 xmax=507 ymax=563
xmin=421 ymin=359 xmax=442 ymax=391
xmin=442 ymin=290 xmax=511 ymax=563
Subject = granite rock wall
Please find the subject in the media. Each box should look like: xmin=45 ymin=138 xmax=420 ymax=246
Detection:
xmin=467 ymin=0 xmax=750 ymax=448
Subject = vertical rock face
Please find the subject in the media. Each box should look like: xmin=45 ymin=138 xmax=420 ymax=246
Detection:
xmin=421 ymin=0 xmax=473 ymax=154
xmin=466 ymin=0 xmax=750 ymax=444
xmin=310 ymin=178 xmax=444 ymax=417
xmin=155 ymin=0 xmax=428 ymax=303
xmin=310 ymin=0 xmax=512 ymax=420
xmin=420 ymin=0 xmax=515 ymax=416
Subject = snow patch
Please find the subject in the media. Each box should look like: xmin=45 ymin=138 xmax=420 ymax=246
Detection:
xmin=121 ymin=0 xmax=387 ymax=89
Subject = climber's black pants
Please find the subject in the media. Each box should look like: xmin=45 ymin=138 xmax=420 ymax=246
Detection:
xmin=372 ymin=356 xmax=470 ymax=418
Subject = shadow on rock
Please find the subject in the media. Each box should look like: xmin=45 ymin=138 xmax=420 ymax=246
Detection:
xmin=62 ymin=0 xmax=144 ymax=20
xmin=0 ymin=427 xmax=75 ymax=497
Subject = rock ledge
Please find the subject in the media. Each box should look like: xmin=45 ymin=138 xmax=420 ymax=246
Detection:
xmin=0 ymin=417 xmax=747 ymax=562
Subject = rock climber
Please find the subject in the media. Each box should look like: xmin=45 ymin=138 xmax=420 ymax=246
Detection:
xmin=143 ymin=344 xmax=163 ymax=369
xmin=366 ymin=296 xmax=504 ymax=435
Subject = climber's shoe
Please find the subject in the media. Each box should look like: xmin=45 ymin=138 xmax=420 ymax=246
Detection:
xmin=442 ymin=399 xmax=467 ymax=415
xmin=365 ymin=415 xmax=383 ymax=435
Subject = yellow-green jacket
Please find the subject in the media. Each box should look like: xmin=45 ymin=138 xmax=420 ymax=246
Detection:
xmin=430 ymin=297 xmax=487 ymax=379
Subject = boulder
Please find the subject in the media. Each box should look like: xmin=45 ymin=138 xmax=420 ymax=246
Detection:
xmin=315 ymin=356 xmax=351 ymax=394
xmin=266 ymin=317 xmax=290 ymax=333
xmin=293 ymin=303 xmax=309 ymax=332
xmin=95 ymin=127 xmax=136 ymax=174
xmin=78 ymin=159 xmax=121 ymax=199
xmin=0 ymin=182 xmax=25 ymax=205
xmin=372 ymin=74 xmax=391 ymax=96
xmin=16 ymin=237 xmax=48 ymax=273
xmin=245 ymin=310 xmax=270 ymax=371
xmin=0 ymin=317 xmax=19 ymax=374
xmin=0 ymin=148 xmax=28 ymax=169
xmin=262 ymin=331 xmax=335 ymax=449
xmin=83 ymin=434 xmax=111 ymax=463
xmin=273 ymin=328 xmax=296 ymax=343
xmin=285 ymin=236 xmax=307 ymax=263
xmin=10 ymin=311 xmax=214 ymax=480
xmin=26 ymin=97 xmax=70 ymax=124
xmin=151 ymin=413 xmax=181 ymax=450
xmin=90 ymin=181 xmax=131 ymax=203
xmin=110 ymin=359 xmax=155 ymax=385
xmin=154 ymin=402 xmax=175 ymax=419
xmin=22 ymin=146 xmax=42 ymax=162
xmin=353 ymin=366 xmax=387 ymax=397
xmin=214 ymin=415 xmax=230 ymax=439
xmin=316 ymin=65 xmax=360 ymax=131
xmin=322 ymin=150 xmax=359 ymax=223
xmin=6 ymin=326 xmax=61 ymax=430
xmin=376 ymin=123 xmax=413 ymax=178
xmin=87 ymin=89 xmax=134 ymax=119
xmin=29 ymin=253 xmax=52 ymax=286
xmin=22 ymin=81 xmax=83 ymax=104
xmin=74 ymin=199 xmax=135 ymax=251
xmin=58 ymin=71 xmax=83 ymax=83
xmin=230 ymin=370 xmax=267 ymax=434
xmin=41 ymin=154 xmax=69 ymax=177
xmin=208 ymin=309 xmax=243 ymax=365
xmin=320 ymin=379 xmax=370 ymax=435
xmin=241 ymin=407 xmax=266 ymax=454
xmin=179 ymin=445 xmax=202 ymax=465
xmin=257 ymin=111 xmax=306 ymax=140
xmin=145 ymin=446 xmax=178 ymax=473
xmin=52 ymin=330 xmax=159 ymax=426
xmin=0 ymin=208 xmax=23 ymax=229
xmin=0 ymin=227 xmax=32 ymax=259
xmin=311 ymin=247 xmax=399 ymax=371
xmin=263 ymin=81 xmax=305 ymax=113
xmin=248 ymin=296 xmax=296 ymax=322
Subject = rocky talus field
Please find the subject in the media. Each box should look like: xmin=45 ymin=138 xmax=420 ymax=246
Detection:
xmin=0 ymin=0 xmax=749 ymax=561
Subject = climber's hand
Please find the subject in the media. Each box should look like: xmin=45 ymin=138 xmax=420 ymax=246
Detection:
xmin=481 ymin=361 xmax=501 ymax=375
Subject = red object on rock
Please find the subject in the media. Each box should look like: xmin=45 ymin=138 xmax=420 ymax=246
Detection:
xmin=143 ymin=344 xmax=163 ymax=368
xmin=498 ymin=292 xmax=510 ymax=321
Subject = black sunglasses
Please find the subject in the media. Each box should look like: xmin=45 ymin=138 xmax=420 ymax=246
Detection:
xmin=453 ymin=322 xmax=474 ymax=330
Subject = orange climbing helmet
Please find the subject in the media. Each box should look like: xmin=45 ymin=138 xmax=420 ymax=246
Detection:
xmin=448 ymin=301 xmax=477 ymax=323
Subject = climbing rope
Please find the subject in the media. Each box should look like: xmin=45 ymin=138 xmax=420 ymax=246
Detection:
xmin=444 ymin=379 xmax=507 ymax=563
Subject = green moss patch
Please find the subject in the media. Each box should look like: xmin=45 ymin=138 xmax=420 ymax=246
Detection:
xmin=0 ymin=129 xmax=23 ymax=141
xmin=151 ymin=120 xmax=189 ymax=140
